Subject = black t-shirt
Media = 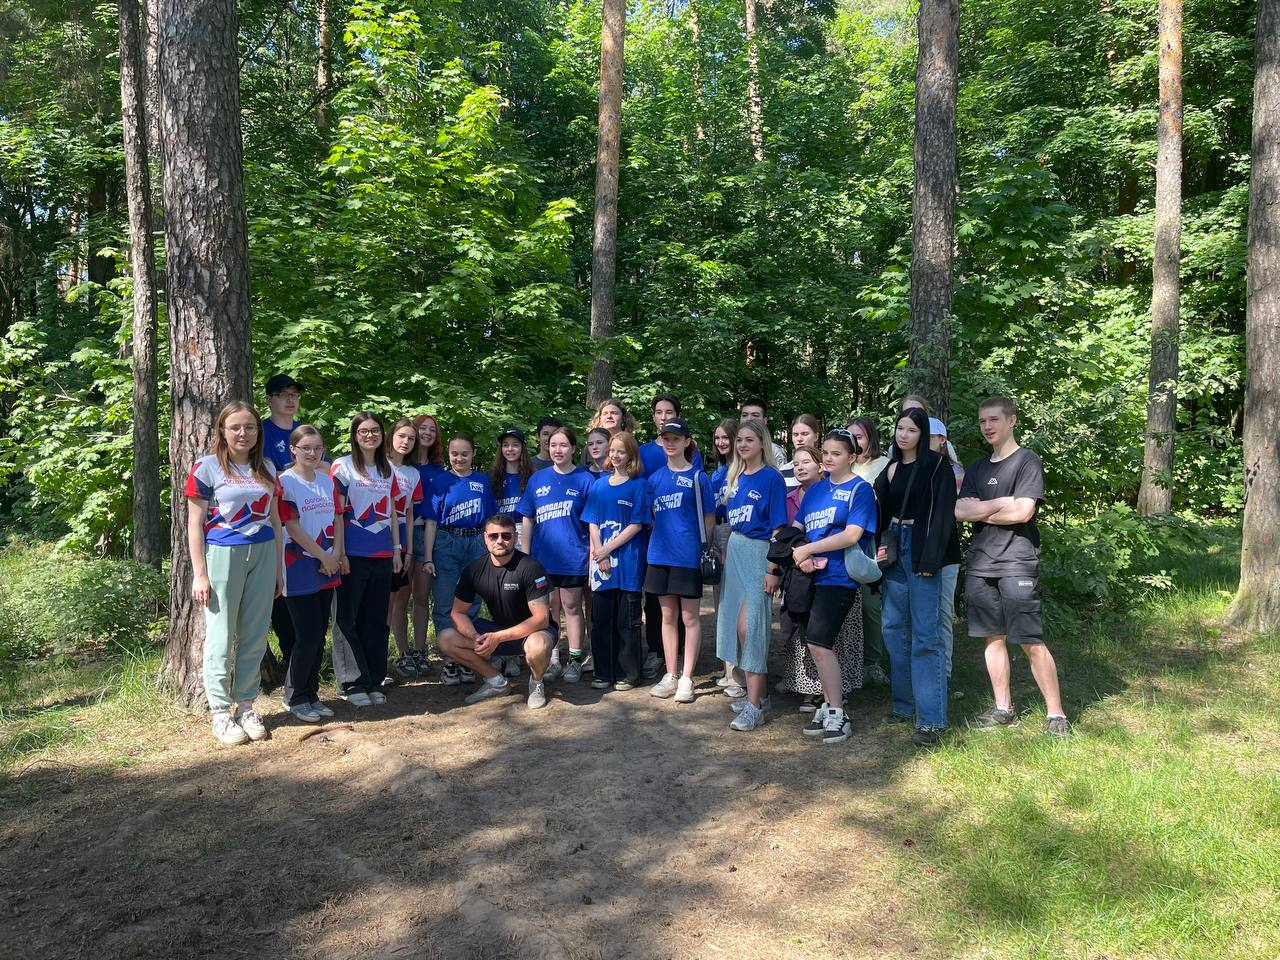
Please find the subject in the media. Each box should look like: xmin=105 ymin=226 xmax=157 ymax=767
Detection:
xmin=885 ymin=459 xmax=932 ymax=524
xmin=959 ymin=447 xmax=1045 ymax=576
xmin=454 ymin=550 xmax=551 ymax=628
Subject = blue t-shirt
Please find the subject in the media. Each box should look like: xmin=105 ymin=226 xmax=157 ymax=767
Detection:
xmin=262 ymin=418 xmax=298 ymax=473
xmin=425 ymin=471 xmax=499 ymax=530
xmin=414 ymin=462 xmax=447 ymax=525
xmin=582 ymin=475 xmax=651 ymax=593
xmin=710 ymin=464 xmax=729 ymax=521
xmin=640 ymin=440 xmax=705 ymax=478
xmin=517 ymin=466 xmax=594 ymax=575
xmin=725 ymin=466 xmax=788 ymax=540
xmin=798 ymin=476 xmax=878 ymax=588
xmin=496 ymin=471 xmax=524 ymax=517
xmin=646 ymin=466 xmax=715 ymax=569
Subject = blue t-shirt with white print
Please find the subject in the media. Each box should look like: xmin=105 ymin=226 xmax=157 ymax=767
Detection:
xmin=517 ymin=465 xmax=594 ymax=576
xmin=646 ymin=465 xmax=715 ymax=569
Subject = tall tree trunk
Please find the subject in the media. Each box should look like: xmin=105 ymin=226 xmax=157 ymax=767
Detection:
xmin=316 ymin=0 xmax=333 ymax=133
xmin=87 ymin=171 xmax=115 ymax=288
xmin=157 ymin=0 xmax=256 ymax=709
xmin=586 ymin=0 xmax=626 ymax=408
xmin=689 ymin=0 xmax=705 ymax=143
xmin=1138 ymin=0 xmax=1183 ymax=516
xmin=1228 ymin=0 xmax=1280 ymax=632
xmin=119 ymin=0 xmax=164 ymax=566
xmin=907 ymin=0 xmax=958 ymax=423
xmin=744 ymin=0 xmax=765 ymax=162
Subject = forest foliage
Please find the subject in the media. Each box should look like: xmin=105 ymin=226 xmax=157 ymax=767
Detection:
xmin=0 ymin=0 xmax=1255 ymax=556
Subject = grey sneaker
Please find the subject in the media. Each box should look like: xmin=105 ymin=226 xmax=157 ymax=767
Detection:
xmin=581 ymin=654 xmax=595 ymax=673
xmin=1044 ymin=715 xmax=1072 ymax=738
xmin=674 ymin=676 xmax=696 ymax=703
xmin=614 ymin=679 xmax=635 ymax=691
xmin=527 ymin=680 xmax=548 ymax=709
xmin=562 ymin=658 xmax=583 ymax=683
xmin=504 ymin=657 xmax=522 ymax=679
xmin=730 ymin=701 xmax=766 ymax=731
xmin=211 ymin=711 xmax=249 ymax=746
xmin=543 ymin=660 xmax=563 ymax=682
xmin=464 ymin=676 xmax=513 ymax=705
xmin=310 ymin=700 xmax=335 ymax=718
xmin=641 ymin=652 xmax=661 ymax=679
xmin=723 ymin=683 xmax=747 ymax=699
xmin=969 ymin=705 xmax=1019 ymax=730
xmin=649 ymin=672 xmax=679 ymax=699
xmin=821 ymin=708 xmax=852 ymax=744
xmin=411 ymin=649 xmax=433 ymax=677
xmin=342 ymin=691 xmax=373 ymax=707
xmin=803 ymin=703 xmax=831 ymax=736
xmin=590 ymin=676 xmax=610 ymax=690
xmin=392 ymin=655 xmax=417 ymax=680
xmin=867 ymin=663 xmax=890 ymax=686
xmin=288 ymin=702 xmax=322 ymax=723
xmin=369 ymin=691 xmax=387 ymax=705
xmin=731 ymin=696 xmax=770 ymax=714
xmin=234 ymin=704 xmax=267 ymax=741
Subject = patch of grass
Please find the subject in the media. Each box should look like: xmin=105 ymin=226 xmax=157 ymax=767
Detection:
xmin=874 ymin=520 xmax=1280 ymax=959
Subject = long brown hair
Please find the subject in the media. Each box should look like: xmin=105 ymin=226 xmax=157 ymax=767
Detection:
xmin=411 ymin=413 xmax=444 ymax=466
xmin=490 ymin=431 xmax=534 ymax=499
xmin=385 ymin=418 xmax=419 ymax=464
xmin=287 ymin=424 xmax=325 ymax=470
xmin=212 ymin=401 xmax=275 ymax=489
xmin=711 ymin=417 xmax=739 ymax=467
xmin=607 ymin=431 xmax=642 ymax=479
xmin=588 ymin=398 xmax=638 ymax=435
xmin=349 ymin=411 xmax=391 ymax=479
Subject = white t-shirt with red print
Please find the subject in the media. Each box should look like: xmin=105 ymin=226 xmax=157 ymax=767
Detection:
xmin=184 ymin=455 xmax=279 ymax=546
xmin=389 ymin=461 xmax=423 ymax=552
xmin=330 ymin=455 xmax=400 ymax=558
xmin=278 ymin=468 xmax=341 ymax=596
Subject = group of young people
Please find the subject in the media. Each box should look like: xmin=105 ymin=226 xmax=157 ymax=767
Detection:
xmin=185 ymin=376 xmax=1069 ymax=748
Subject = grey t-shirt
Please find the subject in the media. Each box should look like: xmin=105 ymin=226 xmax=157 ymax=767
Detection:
xmin=960 ymin=447 xmax=1045 ymax=577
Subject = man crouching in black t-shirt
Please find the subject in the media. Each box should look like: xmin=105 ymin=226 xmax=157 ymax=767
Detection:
xmin=437 ymin=514 xmax=557 ymax=709
xmin=955 ymin=397 xmax=1070 ymax=738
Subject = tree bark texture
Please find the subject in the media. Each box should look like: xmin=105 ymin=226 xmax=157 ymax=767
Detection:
xmin=1138 ymin=0 xmax=1183 ymax=516
xmin=157 ymin=0 xmax=256 ymax=708
xmin=119 ymin=0 xmax=164 ymax=567
xmin=907 ymin=0 xmax=958 ymax=424
xmin=87 ymin=171 xmax=115 ymax=288
xmin=316 ymin=0 xmax=334 ymax=133
xmin=1229 ymin=0 xmax=1280 ymax=632
xmin=587 ymin=0 xmax=626 ymax=408
xmin=744 ymin=0 xmax=765 ymax=162
xmin=689 ymin=0 xmax=705 ymax=143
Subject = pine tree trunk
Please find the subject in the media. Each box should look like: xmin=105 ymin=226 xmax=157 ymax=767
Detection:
xmin=907 ymin=0 xmax=958 ymax=424
xmin=156 ymin=0 xmax=256 ymax=709
xmin=689 ymin=0 xmax=705 ymax=143
xmin=87 ymin=171 xmax=115 ymax=288
xmin=744 ymin=0 xmax=765 ymax=162
xmin=119 ymin=0 xmax=164 ymax=567
xmin=1138 ymin=0 xmax=1183 ymax=516
xmin=587 ymin=0 xmax=626 ymax=408
xmin=1228 ymin=0 xmax=1280 ymax=632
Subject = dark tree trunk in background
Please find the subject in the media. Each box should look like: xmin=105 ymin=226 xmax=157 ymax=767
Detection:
xmin=119 ymin=0 xmax=163 ymax=567
xmin=1228 ymin=0 xmax=1280 ymax=632
xmin=1138 ymin=0 xmax=1183 ymax=516
xmin=157 ymin=0 xmax=256 ymax=709
xmin=744 ymin=0 xmax=765 ymax=162
xmin=87 ymin=171 xmax=115 ymax=288
xmin=316 ymin=0 xmax=334 ymax=133
xmin=907 ymin=0 xmax=958 ymax=423
xmin=586 ymin=0 xmax=626 ymax=408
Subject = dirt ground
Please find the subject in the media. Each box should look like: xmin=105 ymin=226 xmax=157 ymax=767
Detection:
xmin=0 ymin=604 xmax=950 ymax=960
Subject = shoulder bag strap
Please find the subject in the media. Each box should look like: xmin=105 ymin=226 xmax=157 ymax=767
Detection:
xmin=692 ymin=469 xmax=708 ymax=546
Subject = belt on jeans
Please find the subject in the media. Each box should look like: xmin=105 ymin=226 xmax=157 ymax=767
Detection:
xmin=890 ymin=517 xmax=915 ymax=526
xmin=441 ymin=525 xmax=482 ymax=536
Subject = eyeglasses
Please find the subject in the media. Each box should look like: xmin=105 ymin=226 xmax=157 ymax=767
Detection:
xmin=485 ymin=531 xmax=514 ymax=541
xmin=355 ymin=428 xmax=382 ymax=438
xmin=294 ymin=445 xmax=325 ymax=455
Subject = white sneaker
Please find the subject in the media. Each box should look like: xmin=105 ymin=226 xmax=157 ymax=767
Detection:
xmin=544 ymin=660 xmax=563 ymax=682
xmin=342 ymin=691 xmax=373 ymax=708
xmin=731 ymin=696 xmax=770 ymax=714
xmin=234 ymin=704 xmax=268 ymax=741
xmin=649 ymin=672 xmax=679 ymax=699
xmin=723 ymin=683 xmax=747 ymax=699
xmin=822 ymin=708 xmax=853 ymax=744
xmin=464 ymin=676 xmax=513 ymax=705
xmin=370 ymin=691 xmax=387 ymax=705
xmin=310 ymin=700 xmax=335 ymax=718
xmin=211 ymin=711 xmax=249 ymax=746
xmin=674 ymin=676 xmax=696 ymax=703
xmin=730 ymin=701 xmax=766 ymax=731
xmin=527 ymin=680 xmax=548 ymax=709
xmin=803 ymin=702 xmax=832 ymax=736
xmin=288 ymin=702 xmax=322 ymax=723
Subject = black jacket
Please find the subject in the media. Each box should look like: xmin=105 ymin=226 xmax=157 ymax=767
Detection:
xmin=872 ymin=449 xmax=961 ymax=575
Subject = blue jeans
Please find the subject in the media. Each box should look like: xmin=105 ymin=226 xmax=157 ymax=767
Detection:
xmin=430 ymin=530 xmax=485 ymax=636
xmin=938 ymin=563 xmax=959 ymax=677
xmin=881 ymin=524 xmax=948 ymax=729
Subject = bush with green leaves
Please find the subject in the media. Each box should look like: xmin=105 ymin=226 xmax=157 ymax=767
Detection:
xmin=0 ymin=544 xmax=167 ymax=660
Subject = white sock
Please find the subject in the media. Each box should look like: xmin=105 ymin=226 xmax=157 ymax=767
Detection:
xmin=488 ymin=674 xmax=506 ymax=687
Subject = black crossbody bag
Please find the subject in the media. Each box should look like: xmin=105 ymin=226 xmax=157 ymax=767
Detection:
xmin=692 ymin=470 xmax=722 ymax=586
xmin=875 ymin=461 xmax=919 ymax=572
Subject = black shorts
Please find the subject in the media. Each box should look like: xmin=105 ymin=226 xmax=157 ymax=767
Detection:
xmin=643 ymin=563 xmax=703 ymax=600
xmin=546 ymin=572 xmax=587 ymax=589
xmin=965 ymin=575 xmax=1043 ymax=644
xmin=472 ymin=618 xmax=553 ymax=657
xmin=802 ymin=585 xmax=856 ymax=650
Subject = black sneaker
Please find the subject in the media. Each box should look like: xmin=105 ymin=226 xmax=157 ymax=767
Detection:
xmin=912 ymin=727 xmax=942 ymax=747
xmin=821 ymin=708 xmax=853 ymax=744
xmin=412 ymin=649 xmax=433 ymax=677
xmin=969 ymin=705 xmax=1018 ymax=730
xmin=458 ymin=666 xmax=477 ymax=684
xmin=802 ymin=703 xmax=830 ymax=736
xmin=1044 ymin=715 xmax=1071 ymax=738
xmin=441 ymin=660 xmax=462 ymax=686
xmin=798 ymin=696 xmax=821 ymax=714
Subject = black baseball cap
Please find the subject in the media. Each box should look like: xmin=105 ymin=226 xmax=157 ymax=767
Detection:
xmin=498 ymin=427 xmax=526 ymax=443
xmin=265 ymin=374 xmax=302 ymax=394
xmin=659 ymin=418 xmax=692 ymax=438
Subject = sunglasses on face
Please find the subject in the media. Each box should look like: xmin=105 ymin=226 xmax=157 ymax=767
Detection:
xmin=485 ymin=531 xmax=514 ymax=541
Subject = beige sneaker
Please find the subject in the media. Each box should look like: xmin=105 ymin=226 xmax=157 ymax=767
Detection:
xmin=649 ymin=672 xmax=679 ymax=699
xmin=234 ymin=704 xmax=268 ymax=741
xmin=211 ymin=711 xmax=249 ymax=746
xmin=674 ymin=676 xmax=696 ymax=703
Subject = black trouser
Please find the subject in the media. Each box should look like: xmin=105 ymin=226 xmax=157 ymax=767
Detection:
xmin=333 ymin=555 xmax=392 ymax=695
xmin=283 ymin=588 xmax=333 ymax=706
xmin=271 ymin=595 xmax=297 ymax=663
xmin=591 ymin=589 xmax=644 ymax=683
xmin=644 ymin=592 xmax=686 ymax=656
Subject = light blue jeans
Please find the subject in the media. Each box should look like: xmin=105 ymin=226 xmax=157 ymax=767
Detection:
xmin=430 ymin=529 xmax=485 ymax=636
xmin=938 ymin=562 xmax=960 ymax=677
xmin=881 ymin=524 xmax=948 ymax=730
